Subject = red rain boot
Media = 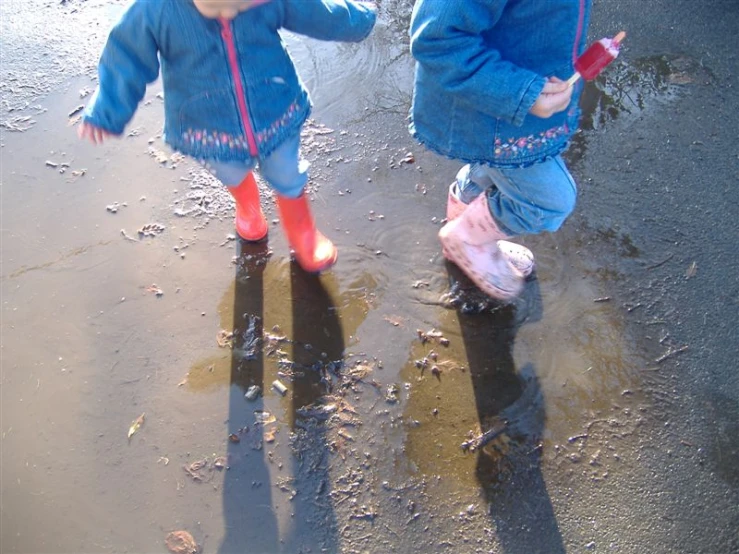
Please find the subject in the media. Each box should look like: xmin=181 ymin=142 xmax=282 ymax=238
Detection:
xmin=439 ymin=193 xmax=524 ymax=300
xmin=275 ymin=193 xmax=337 ymax=273
xmin=227 ymin=172 xmax=268 ymax=242
xmin=445 ymin=182 xmax=535 ymax=278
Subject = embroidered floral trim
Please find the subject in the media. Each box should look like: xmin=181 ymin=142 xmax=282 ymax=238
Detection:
xmin=255 ymin=101 xmax=300 ymax=145
xmin=181 ymin=101 xmax=303 ymax=152
xmin=494 ymin=123 xmax=570 ymax=158
xmin=182 ymin=129 xmax=250 ymax=150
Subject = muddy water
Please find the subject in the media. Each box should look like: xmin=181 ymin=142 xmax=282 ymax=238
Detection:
xmin=1 ymin=1 xmax=698 ymax=553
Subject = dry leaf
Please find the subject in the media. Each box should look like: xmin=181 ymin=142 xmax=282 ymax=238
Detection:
xmin=128 ymin=413 xmax=145 ymax=440
xmin=165 ymin=530 xmax=198 ymax=554
xmin=216 ymin=329 xmax=234 ymax=348
xmin=264 ymin=427 xmax=277 ymax=443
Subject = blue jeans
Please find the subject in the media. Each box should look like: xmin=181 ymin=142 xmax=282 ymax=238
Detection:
xmin=202 ymin=133 xmax=308 ymax=198
xmin=456 ymin=156 xmax=577 ymax=236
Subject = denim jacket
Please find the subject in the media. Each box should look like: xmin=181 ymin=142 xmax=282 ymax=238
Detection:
xmin=83 ymin=0 xmax=376 ymax=162
xmin=409 ymin=0 xmax=591 ymax=168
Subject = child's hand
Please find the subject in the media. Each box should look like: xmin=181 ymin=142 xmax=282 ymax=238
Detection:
xmin=78 ymin=121 xmax=112 ymax=145
xmin=529 ymin=77 xmax=573 ymax=119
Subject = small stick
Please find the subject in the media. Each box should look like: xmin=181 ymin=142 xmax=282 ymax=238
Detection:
xmin=566 ymin=72 xmax=582 ymax=87
xmin=656 ymin=345 xmax=688 ymax=364
xmin=647 ymin=253 xmax=674 ymax=270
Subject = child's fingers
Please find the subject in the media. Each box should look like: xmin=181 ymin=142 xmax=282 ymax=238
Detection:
xmin=542 ymin=79 xmax=569 ymax=95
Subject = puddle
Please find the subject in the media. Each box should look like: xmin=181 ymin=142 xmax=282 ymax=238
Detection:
xmin=568 ymin=54 xmax=709 ymax=165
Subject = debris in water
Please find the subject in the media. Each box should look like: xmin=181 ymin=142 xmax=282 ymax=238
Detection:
xmin=217 ymin=329 xmax=234 ymax=348
xmin=272 ymin=380 xmax=288 ymax=396
xmin=68 ymin=105 xmax=84 ymax=118
xmin=213 ymin=456 xmax=228 ymax=469
xmin=138 ymin=223 xmax=166 ymax=237
xmin=2 ymin=116 xmax=35 ymax=132
xmin=245 ymin=385 xmax=261 ymax=401
xmin=164 ymin=530 xmax=198 ymax=554
xmin=182 ymin=459 xmax=207 ymax=481
xmin=228 ymin=433 xmax=241 ymax=443
xmin=383 ymin=315 xmax=406 ymax=327
xmin=254 ymin=410 xmax=276 ymax=425
xmin=146 ymin=284 xmax=164 ymax=297
xmin=264 ymin=427 xmax=277 ymax=442
xmin=461 ymin=419 xmax=507 ymax=452
xmin=417 ymin=328 xmax=450 ymax=347
xmin=685 ymin=261 xmax=698 ymax=279
xmin=385 ymin=383 xmax=400 ymax=404
xmin=120 ymin=229 xmax=140 ymax=242
xmin=593 ymin=297 xmax=611 ymax=303
xmin=106 ymin=202 xmax=120 ymax=213
xmin=128 ymin=413 xmax=145 ymax=440
xmin=655 ymin=345 xmax=688 ymax=363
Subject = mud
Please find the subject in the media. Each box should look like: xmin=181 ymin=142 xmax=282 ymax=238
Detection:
xmin=2 ymin=0 xmax=737 ymax=553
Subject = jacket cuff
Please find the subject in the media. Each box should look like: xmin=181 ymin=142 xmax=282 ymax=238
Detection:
xmin=512 ymin=75 xmax=546 ymax=127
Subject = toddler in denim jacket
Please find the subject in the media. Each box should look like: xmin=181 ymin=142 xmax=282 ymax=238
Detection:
xmin=79 ymin=0 xmax=377 ymax=273
xmin=409 ymin=0 xmax=592 ymax=300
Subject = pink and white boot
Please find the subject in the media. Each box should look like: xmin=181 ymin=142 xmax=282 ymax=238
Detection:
xmin=439 ymin=193 xmax=525 ymax=301
xmin=445 ymin=183 xmax=535 ymax=278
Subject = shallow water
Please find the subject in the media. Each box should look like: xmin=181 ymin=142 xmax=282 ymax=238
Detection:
xmin=0 ymin=1 xmax=706 ymax=552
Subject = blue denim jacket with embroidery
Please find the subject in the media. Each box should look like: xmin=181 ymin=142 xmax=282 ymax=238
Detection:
xmin=83 ymin=0 xmax=376 ymax=162
xmin=409 ymin=0 xmax=591 ymax=168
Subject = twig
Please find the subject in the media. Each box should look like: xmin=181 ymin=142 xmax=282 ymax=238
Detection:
xmin=120 ymin=229 xmax=140 ymax=242
xmin=646 ymin=253 xmax=674 ymax=270
xmin=656 ymin=345 xmax=688 ymax=364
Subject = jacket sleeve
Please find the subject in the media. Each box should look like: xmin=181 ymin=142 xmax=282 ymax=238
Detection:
xmin=410 ymin=0 xmax=545 ymax=127
xmin=83 ymin=0 xmax=161 ymax=134
xmin=280 ymin=0 xmax=376 ymax=42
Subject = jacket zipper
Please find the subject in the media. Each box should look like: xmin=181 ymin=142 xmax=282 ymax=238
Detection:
xmin=572 ymin=0 xmax=586 ymax=65
xmin=219 ymin=18 xmax=259 ymax=157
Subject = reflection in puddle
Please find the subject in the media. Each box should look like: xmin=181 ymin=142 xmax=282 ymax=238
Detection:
xmin=569 ymin=54 xmax=706 ymax=164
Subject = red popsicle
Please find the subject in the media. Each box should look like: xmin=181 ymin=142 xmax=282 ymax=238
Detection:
xmin=567 ymin=31 xmax=626 ymax=86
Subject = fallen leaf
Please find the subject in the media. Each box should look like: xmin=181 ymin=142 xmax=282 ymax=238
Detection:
xmin=400 ymin=152 xmax=415 ymax=164
xmin=146 ymin=284 xmax=164 ymax=296
xmin=213 ymin=456 xmax=228 ymax=469
xmin=264 ymin=427 xmax=277 ymax=443
xmin=128 ymin=413 xmax=145 ymax=440
xmin=216 ymin=329 xmax=234 ymax=348
xmin=165 ymin=530 xmax=198 ymax=554
xmin=685 ymin=261 xmax=698 ymax=279
xmin=254 ymin=410 xmax=276 ymax=425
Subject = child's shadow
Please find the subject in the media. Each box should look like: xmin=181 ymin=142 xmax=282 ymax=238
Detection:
xmin=447 ymin=264 xmax=566 ymax=554
xmin=218 ymin=243 xmax=341 ymax=554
